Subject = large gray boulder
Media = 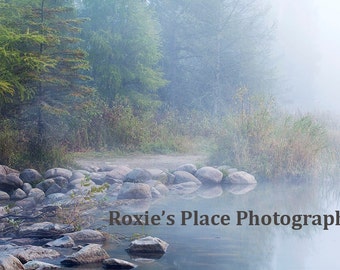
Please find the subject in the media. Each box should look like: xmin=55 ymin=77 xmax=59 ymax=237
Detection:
xmin=195 ymin=166 xmax=223 ymax=185
xmin=124 ymin=168 xmax=152 ymax=183
xmin=18 ymin=222 xmax=74 ymax=239
xmin=11 ymin=188 xmax=27 ymax=200
xmin=103 ymin=258 xmax=137 ymax=269
xmin=105 ymin=166 xmax=132 ymax=183
xmin=228 ymin=171 xmax=257 ymax=184
xmin=45 ymin=236 xmax=75 ymax=248
xmin=36 ymin=179 xmax=55 ymax=192
xmin=28 ymin=188 xmax=45 ymax=203
xmin=126 ymin=236 xmax=169 ymax=257
xmin=45 ymin=168 xmax=72 ymax=180
xmin=0 ymin=254 xmax=24 ymax=270
xmin=60 ymin=244 xmax=109 ymax=266
xmin=19 ymin=169 xmax=42 ymax=185
xmin=0 ymin=173 xmax=23 ymax=192
xmin=0 ymin=191 xmax=10 ymax=201
xmin=0 ymin=165 xmax=18 ymax=175
xmin=0 ymin=245 xmax=59 ymax=263
xmin=117 ymin=182 xmax=152 ymax=200
xmin=175 ymin=163 xmax=197 ymax=174
xmin=65 ymin=229 xmax=106 ymax=243
xmin=173 ymin=171 xmax=201 ymax=185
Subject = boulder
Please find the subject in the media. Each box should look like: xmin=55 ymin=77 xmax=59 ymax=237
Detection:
xmin=126 ymin=236 xmax=169 ymax=256
xmin=124 ymin=168 xmax=152 ymax=183
xmin=228 ymin=171 xmax=257 ymax=184
xmin=117 ymin=182 xmax=152 ymax=200
xmin=36 ymin=179 xmax=55 ymax=192
xmin=28 ymin=188 xmax=45 ymax=203
xmin=105 ymin=166 xmax=132 ymax=183
xmin=0 ymin=173 xmax=23 ymax=192
xmin=173 ymin=171 xmax=201 ymax=185
xmin=0 ymin=244 xmax=59 ymax=263
xmin=24 ymin=260 xmax=60 ymax=270
xmin=45 ymin=235 xmax=75 ymax=248
xmin=0 ymin=254 xmax=24 ymax=270
xmin=45 ymin=168 xmax=72 ymax=180
xmin=146 ymin=169 xmax=168 ymax=182
xmin=18 ymin=222 xmax=74 ymax=239
xmin=60 ymin=244 xmax=109 ymax=266
xmin=175 ymin=163 xmax=197 ymax=174
xmin=11 ymin=188 xmax=27 ymax=200
xmin=22 ymin=183 xmax=32 ymax=194
xmin=0 ymin=191 xmax=10 ymax=201
xmin=103 ymin=258 xmax=137 ymax=269
xmin=45 ymin=184 xmax=62 ymax=196
xmin=0 ymin=165 xmax=18 ymax=175
xmin=15 ymin=197 xmax=36 ymax=209
xmin=65 ymin=229 xmax=106 ymax=243
xmin=195 ymin=166 xmax=223 ymax=185
xmin=53 ymin=176 xmax=68 ymax=188
xmin=19 ymin=169 xmax=42 ymax=185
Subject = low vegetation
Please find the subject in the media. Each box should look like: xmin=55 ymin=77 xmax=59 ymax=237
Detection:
xmin=210 ymin=89 xmax=335 ymax=181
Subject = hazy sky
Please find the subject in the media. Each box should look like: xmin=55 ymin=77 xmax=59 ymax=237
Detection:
xmin=273 ymin=0 xmax=340 ymax=114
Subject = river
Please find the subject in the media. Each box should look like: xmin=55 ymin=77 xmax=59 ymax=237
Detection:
xmin=57 ymin=174 xmax=340 ymax=269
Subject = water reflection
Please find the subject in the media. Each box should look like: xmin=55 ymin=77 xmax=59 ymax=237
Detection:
xmin=77 ymin=179 xmax=340 ymax=269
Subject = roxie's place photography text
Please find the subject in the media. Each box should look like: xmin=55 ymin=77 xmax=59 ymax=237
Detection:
xmin=109 ymin=210 xmax=340 ymax=230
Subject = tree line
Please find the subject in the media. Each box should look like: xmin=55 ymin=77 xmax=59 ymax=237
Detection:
xmin=0 ymin=0 xmax=273 ymax=169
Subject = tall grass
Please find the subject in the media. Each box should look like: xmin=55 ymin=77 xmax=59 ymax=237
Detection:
xmin=210 ymin=89 xmax=329 ymax=181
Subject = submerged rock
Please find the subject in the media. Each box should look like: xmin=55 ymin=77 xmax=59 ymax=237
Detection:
xmin=117 ymin=182 xmax=152 ymax=200
xmin=60 ymin=244 xmax=109 ymax=266
xmin=44 ymin=235 xmax=75 ymax=248
xmin=65 ymin=229 xmax=106 ymax=243
xmin=103 ymin=258 xmax=137 ymax=269
xmin=24 ymin=260 xmax=60 ymax=269
xmin=126 ymin=236 xmax=169 ymax=256
xmin=18 ymin=222 xmax=74 ymax=239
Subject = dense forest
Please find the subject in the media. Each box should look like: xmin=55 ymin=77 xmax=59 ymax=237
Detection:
xmin=0 ymin=0 xmax=336 ymax=179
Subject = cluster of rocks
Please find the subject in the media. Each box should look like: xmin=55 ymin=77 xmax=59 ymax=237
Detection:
xmin=0 ymin=162 xmax=256 ymax=269
xmin=0 ymin=222 xmax=168 ymax=269
xmin=0 ymin=163 xmax=256 ymax=209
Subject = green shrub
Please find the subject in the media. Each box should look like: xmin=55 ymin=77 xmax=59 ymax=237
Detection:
xmin=210 ymin=89 xmax=328 ymax=180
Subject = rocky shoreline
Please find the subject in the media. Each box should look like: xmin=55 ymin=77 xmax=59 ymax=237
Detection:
xmin=0 ymin=163 xmax=256 ymax=269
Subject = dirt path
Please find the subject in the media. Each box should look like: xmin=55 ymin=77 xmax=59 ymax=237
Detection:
xmin=75 ymin=153 xmax=207 ymax=171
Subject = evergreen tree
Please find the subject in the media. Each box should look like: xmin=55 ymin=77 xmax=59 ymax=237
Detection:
xmin=81 ymin=0 xmax=166 ymax=111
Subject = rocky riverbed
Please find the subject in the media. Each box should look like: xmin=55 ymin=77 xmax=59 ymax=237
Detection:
xmin=0 ymin=160 xmax=256 ymax=269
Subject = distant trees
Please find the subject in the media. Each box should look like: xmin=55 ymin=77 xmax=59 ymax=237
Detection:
xmin=150 ymin=0 xmax=273 ymax=114
xmin=0 ymin=0 xmax=276 ymax=168
xmin=80 ymin=0 xmax=167 ymax=111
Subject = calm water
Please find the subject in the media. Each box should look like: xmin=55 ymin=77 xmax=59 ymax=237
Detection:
xmin=57 ymin=178 xmax=340 ymax=269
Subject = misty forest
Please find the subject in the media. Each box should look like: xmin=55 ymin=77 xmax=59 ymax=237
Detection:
xmin=0 ymin=0 xmax=339 ymax=180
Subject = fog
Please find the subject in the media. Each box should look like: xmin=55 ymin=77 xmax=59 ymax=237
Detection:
xmin=272 ymin=0 xmax=340 ymax=114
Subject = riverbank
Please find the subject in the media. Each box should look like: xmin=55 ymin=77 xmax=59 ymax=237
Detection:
xmin=0 ymin=160 xmax=256 ymax=269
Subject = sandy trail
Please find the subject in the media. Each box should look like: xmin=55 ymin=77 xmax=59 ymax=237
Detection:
xmin=75 ymin=153 xmax=207 ymax=171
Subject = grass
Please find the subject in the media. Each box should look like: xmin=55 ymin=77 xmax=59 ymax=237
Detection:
xmin=209 ymin=89 xmax=333 ymax=181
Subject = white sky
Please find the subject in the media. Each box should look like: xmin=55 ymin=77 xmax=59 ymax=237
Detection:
xmin=273 ymin=0 xmax=340 ymax=114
